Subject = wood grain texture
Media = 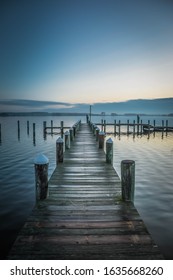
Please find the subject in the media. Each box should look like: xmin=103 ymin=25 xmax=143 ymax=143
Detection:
xmin=8 ymin=123 xmax=164 ymax=259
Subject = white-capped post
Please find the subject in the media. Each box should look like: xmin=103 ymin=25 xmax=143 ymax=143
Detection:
xmin=34 ymin=154 xmax=49 ymax=200
xmin=65 ymin=131 xmax=70 ymax=149
xmin=98 ymin=131 xmax=105 ymax=149
xmin=69 ymin=127 xmax=74 ymax=141
xmin=106 ymin=138 xmax=113 ymax=164
xmin=56 ymin=137 xmax=64 ymax=164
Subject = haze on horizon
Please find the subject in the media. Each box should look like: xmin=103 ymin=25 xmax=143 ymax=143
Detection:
xmin=1 ymin=0 xmax=173 ymax=107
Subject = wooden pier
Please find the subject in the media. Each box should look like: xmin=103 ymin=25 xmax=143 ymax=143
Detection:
xmin=8 ymin=122 xmax=164 ymax=259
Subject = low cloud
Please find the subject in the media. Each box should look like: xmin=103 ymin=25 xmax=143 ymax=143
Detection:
xmin=0 ymin=99 xmax=75 ymax=112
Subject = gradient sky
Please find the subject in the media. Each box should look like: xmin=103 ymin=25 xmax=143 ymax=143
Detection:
xmin=1 ymin=0 xmax=173 ymax=105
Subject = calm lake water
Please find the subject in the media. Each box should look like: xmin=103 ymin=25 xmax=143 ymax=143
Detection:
xmin=0 ymin=115 xmax=173 ymax=259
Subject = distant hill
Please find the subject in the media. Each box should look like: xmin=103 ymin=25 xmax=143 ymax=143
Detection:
xmin=0 ymin=98 xmax=173 ymax=115
xmin=62 ymin=98 xmax=173 ymax=115
xmin=87 ymin=98 xmax=173 ymax=115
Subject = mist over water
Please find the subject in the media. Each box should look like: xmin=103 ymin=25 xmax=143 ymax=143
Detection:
xmin=0 ymin=115 xmax=173 ymax=259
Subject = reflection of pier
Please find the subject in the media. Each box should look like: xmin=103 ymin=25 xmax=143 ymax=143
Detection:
xmin=8 ymin=121 xmax=163 ymax=259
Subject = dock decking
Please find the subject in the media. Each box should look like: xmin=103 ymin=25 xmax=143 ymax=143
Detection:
xmin=8 ymin=123 xmax=163 ymax=259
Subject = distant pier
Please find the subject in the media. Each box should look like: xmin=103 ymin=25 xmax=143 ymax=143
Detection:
xmin=8 ymin=121 xmax=164 ymax=259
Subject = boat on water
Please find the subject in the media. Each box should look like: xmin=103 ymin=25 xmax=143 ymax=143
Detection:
xmin=143 ymin=124 xmax=154 ymax=133
xmin=143 ymin=125 xmax=173 ymax=133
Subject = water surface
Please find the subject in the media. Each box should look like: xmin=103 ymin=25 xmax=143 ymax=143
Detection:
xmin=0 ymin=115 xmax=173 ymax=259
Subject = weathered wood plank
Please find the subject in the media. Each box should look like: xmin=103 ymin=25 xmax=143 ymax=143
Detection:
xmin=7 ymin=123 xmax=164 ymax=260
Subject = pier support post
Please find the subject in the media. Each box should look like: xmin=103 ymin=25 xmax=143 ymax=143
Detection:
xmin=27 ymin=121 xmax=29 ymax=135
xmin=127 ymin=120 xmax=129 ymax=135
xmin=114 ymin=120 xmax=116 ymax=135
xmin=56 ymin=137 xmax=64 ymax=164
xmin=98 ymin=131 xmax=105 ymax=149
xmin=34 ymin=154 xmax=49 ymax=200
xmin=96 ymin=128 xmax=100 ymax=141
xmin=51 ymin=120 xmax=53 ymax=134
xmin=60 ymin=121 xmax=64 ymax=138
xmin=65 ymin=131 xmax=70 ymax=149
xmin=121 ymin=160 xmax=135 ymax=202
xmin=33 ymin=123 xmax=36 ymax=145
xmin=106 ymin=138 xmax=113 ymax=164
xmin=70 ymin=127 xmax=74 ymax=141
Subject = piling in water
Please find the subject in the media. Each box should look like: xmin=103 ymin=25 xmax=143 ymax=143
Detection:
xmin=98 ymin=131 xmax=105 ymax=149
xmin=121 ymin=160 xmax=135 ymax=202
xmin=34 ymin=154 xmax=49 ymax=200
xmin=56 ymin=137 xmax=64 ymax=164
xmin=70 ymin=128 xmax=74 ymax=141
xmin=65 ymin=131 xmax=70 ymax=149
xmin=106 ymin=138 xmax=113 ymax=164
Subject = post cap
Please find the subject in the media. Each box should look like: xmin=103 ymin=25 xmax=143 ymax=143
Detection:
xmin=99 ymin=131 xmax=105 ymax=135
xmin=121 ymin=160 xmax=135 ymax=165
xmin=56 ymin=137 xmax=64 ymax=143
xmin=34 ymin=153 xmax=49 ymax=165
xmin=106 ymin=137 xmax=113 ymax=143
xmin=65 ymin=131 xmax=70 ymax=135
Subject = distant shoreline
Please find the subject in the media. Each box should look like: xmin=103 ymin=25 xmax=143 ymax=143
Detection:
xmin=0 ymin=112 xmax=173 ymax=117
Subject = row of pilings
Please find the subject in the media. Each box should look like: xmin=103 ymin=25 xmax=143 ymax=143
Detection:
xmin=88 ymin=120 xmax=135 ymax=203
xmin=34 ymin=120 xmax=81 ymax=201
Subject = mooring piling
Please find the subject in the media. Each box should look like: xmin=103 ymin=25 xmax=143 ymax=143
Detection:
xmin=34 ymin=154 xmax=49 ymax=200
xmin=65 ymin=131 xmax=70 ymax=149
xmin=121 ymin=159 xmax=135 ymax=202
xmin=56 ymin=137 xmax=64 ymax=164
xmin=106 ymin=137 xmax=113 ymax=164
xmin=98 ymin=131 xmax=105 ymax=149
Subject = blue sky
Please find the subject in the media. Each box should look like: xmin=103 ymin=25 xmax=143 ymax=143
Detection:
xmin=1 ymin=0 xmax=173 ymax=110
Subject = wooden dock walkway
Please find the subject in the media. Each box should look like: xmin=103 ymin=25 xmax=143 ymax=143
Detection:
xmin=8 ymin=123 xmax=163 ymax=259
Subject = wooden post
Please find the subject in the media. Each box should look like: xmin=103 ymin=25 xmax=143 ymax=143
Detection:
xmin=17 ymin=120 xmax=20 ymax=132
xmin=104 ymin=120 xmax=106 ymax=133
xmin=17 ymin=120 xmax=20 ymax=140
xmin=33 ymin=123 xmax=36 ymax=145
xmin=162 ymin=120 xmax=164 ymax=132
xmin=127 ymin=120 xmax=129 ymax=135
xmin=90 ymin=105 xmax=92 ymax=122
xmin=60 ymin=121 xmax=64 ymax=138
xmin=98 ymin=131 xmax=105 ymax=149
xmin=56 ymin=137 xmax=64 ymax=164
xmin=69 ymin=127 xmax=74 ymax=141
xmin=86 ymin=114 xmax=89 ymax=123
xmin=73 ymin=125 xmax=76 ymax=137
xmin=27 ymin=121 xmax=29 ymax=135
xmin=51 ymin=120 xmax=53 ymax=134
xmin=118 ymin=120 xmax=121 ymax=136
xmin=106 ymin=138 xmax=113 ymax=164
xmin=96 ymin=128 xmax=100 ymax=141
xmin=43 ymin=121 xmax=46 ymax=133
xmin=114 ymin=120 xmax=116 ymax=135
xmin=43 ymin=121 xmax=47 ymax=140
xmin=101 ymin=119 xmax=104 ymax=130
xmin=140 ymin=120 xmax=143 ymax=134
xmin=34 ymin=154 xmax=49 ymax=200
xmin=121 ymin=160 xmax=135 ymax=202
xmin=65 ymin=131 xmax=70 ymax=149
xmin=137 ymin=115 xmax=140 ymax=134
xmin=153 ymin=120 xmax=156 ymax=129
xmin=133 ymin=120 xmax=135 ymax=136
